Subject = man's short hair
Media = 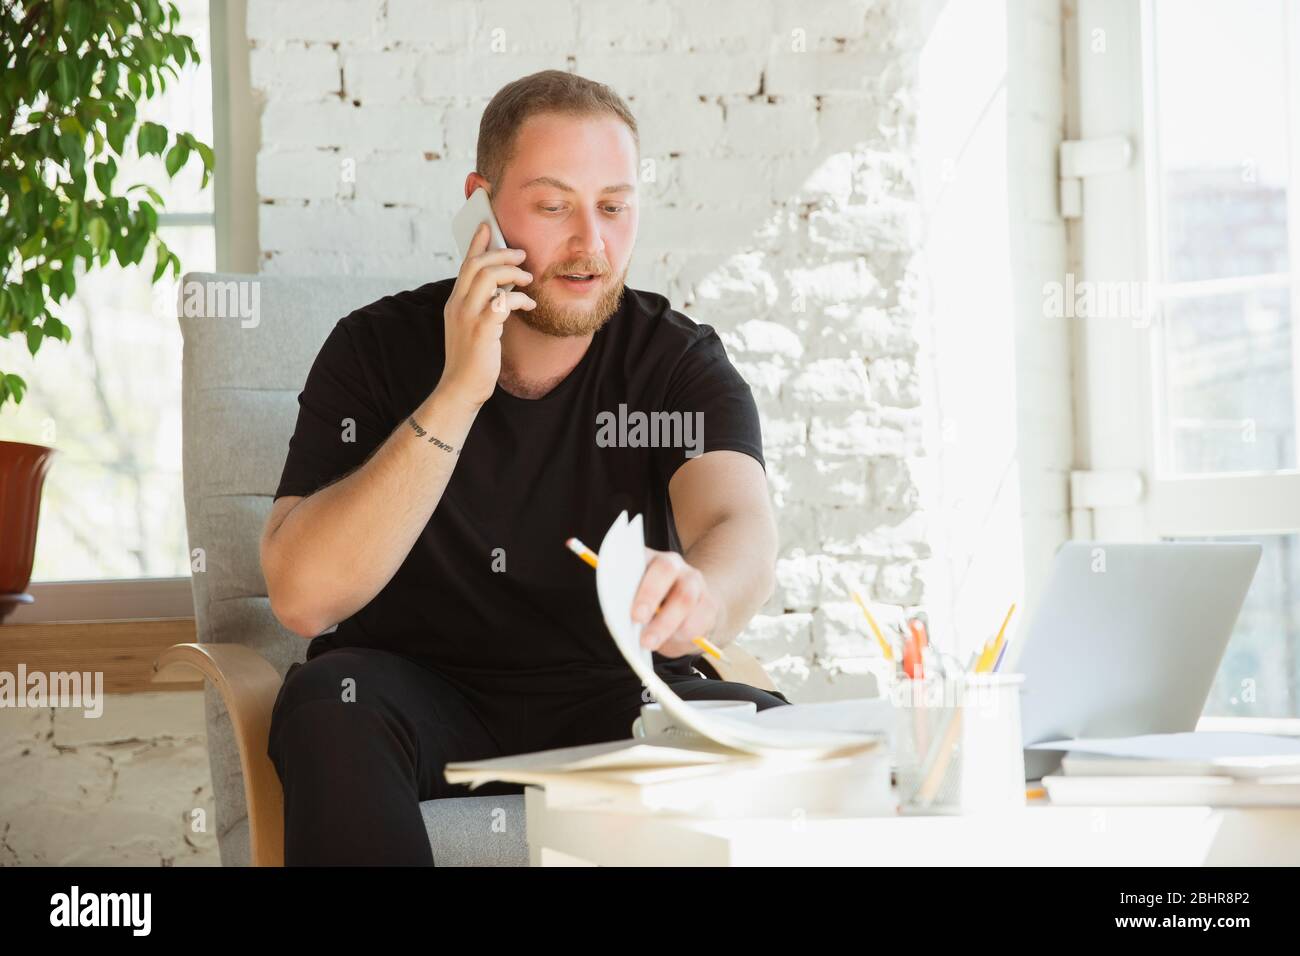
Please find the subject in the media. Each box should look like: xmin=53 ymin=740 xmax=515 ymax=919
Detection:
xmin=476 ymin=69 xmax=639 ymax=190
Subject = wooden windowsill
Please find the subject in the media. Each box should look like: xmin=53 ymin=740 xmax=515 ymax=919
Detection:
xmin=0 ymin=618 xmax=202 ymax=693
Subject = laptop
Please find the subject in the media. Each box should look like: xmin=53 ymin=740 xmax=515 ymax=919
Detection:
xmin=1011 ymin=541 xmax=1263 ymax=780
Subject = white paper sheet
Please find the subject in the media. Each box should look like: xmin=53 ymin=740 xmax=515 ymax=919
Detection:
xmin=1028 ymin=731 xmax=1300 ymax=761
xmin=744 ymin=697 xmax=897 ymax=738
xmin=445 ymin=732 xmax=745 ymax=777
xmin=595 ymin=510 xmax=882 ymax=758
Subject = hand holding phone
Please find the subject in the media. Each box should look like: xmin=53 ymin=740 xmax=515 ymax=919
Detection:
xmin=440 ymin=192 xmax=536 ymax=409
xmin=451 ymin=187 xmax=514 ymax=291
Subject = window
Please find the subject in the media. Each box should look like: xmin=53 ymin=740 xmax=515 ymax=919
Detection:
xmin=1072 ymin=0 xmax=1300 ymax=718
xmin=1147 ymin=0 xmax=1297 ymax=477
xmin=1196 ymin=534 xmax=1300 ymax=718
xmin=0 ymin=0 xmax=214 ymax=588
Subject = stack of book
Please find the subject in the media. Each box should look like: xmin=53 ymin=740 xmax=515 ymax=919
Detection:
xmin=1037 ymin=732 xmax=1300 ymax=806
xmin=445 ymin=698 xmax=898 ymax=819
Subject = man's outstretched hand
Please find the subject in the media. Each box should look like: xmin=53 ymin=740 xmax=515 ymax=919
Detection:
xmin=633 ymin=547 xmax=720 ymax=658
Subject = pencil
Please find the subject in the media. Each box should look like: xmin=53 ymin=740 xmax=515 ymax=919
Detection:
xmin=564 ymin=536 xmax=730 ymax=663
xmin=691 ymin=635 xmax=731 ymax=664
xmin=974 ymin=603 xmax=1016 ymax=674
xmin=916 ymin=709 xmax=961 ymax=806
xmin=992 ymin=638 xmax=1010 ymax=673
xmin=850 ymin=590 xmax=895 ymax=662
xmin=564 ymin=537 xmax=599 ymax=569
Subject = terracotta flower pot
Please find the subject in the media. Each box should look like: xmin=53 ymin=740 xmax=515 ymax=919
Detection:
xmin=0 ymin=440 xmax=56 ymax=624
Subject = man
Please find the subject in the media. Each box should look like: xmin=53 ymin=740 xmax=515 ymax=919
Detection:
xmin=260 ymin=69 xmax=785 ymax=866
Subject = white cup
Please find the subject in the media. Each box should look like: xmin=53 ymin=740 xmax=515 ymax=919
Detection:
xmin=632 ymin=699 xmax=759 ymax=738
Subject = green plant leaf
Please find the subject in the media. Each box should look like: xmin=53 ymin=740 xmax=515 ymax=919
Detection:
xmin=165 ymin=33 xmax=187 ymax=67
xmin=28 ymin=58 xmax=48 ymax=91
xmin=137 ymin=200 xmax=158 ymax=234
xmin=152 ymin=237 xmax=172 ymax=282
xmin=193 ymin=139 xmax=215 ymax=177
xmin=103 ymin=60 xmax=121 ymax=95
xmin=18 ymin=231 xmax=41 ymax=260
xmin=138 ymin=35 xmax=159 ymax=66
xmin=55 ymin=59 xmax=76 ymax=103
xmin=106 ymin=101 xmax=136 ymax=155
xmin=94 ymin=157 xmax=117 ymax=195
xmin=58 ymin=114 xmax=85 ymax=137
xmin=45 ymin=316 xmax=71 ymax=343
xmin=164 ymin=139 xmax=189 ymax=177
xmin=127 ymin=182 xmax=165 ymax=206
xmin=67 ymin=2 xmax=91 ymax=48
xmin=136 ymin=121 xmax=167 ymax=157
xmin=25 ymin=323 xmax=43 ymax=356
xmin=88 ymin=215 xmax=110 ymax=253
xmin=126 ymin=224 xmax=151 ymax=265
xmin=59 ymin=132 xmax=85 ymax=172
xmin=4 ymin=373 xmax=28 ymax=404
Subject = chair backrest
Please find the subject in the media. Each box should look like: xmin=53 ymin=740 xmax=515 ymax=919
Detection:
xmin=178 ymin=271 xmax=425 ymax=865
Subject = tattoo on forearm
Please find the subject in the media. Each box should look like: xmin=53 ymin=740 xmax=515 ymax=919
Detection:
xmin=406 ymin=415 xmax=459 ymax=455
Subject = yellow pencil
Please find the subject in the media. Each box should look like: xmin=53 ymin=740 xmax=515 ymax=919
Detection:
xmin=850 ymin=590 xmax=895 ymax=662
xmin=691 ymin=636 xmax=731 ymax=663
xmin=974 ymin=603 xmax=1016 ymax=674
xmin=565 ymin=536 xmax=730 ymax=663
xmin=564 ymin=537 xmax=599 ymax=569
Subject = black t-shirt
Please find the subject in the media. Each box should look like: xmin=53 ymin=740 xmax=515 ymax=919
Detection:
xmin=273 ymin=277 xmax=765 ymax=694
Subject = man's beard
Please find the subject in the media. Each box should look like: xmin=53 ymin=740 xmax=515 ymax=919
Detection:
xmin=514 ymin=264 xmax=628 ymax=337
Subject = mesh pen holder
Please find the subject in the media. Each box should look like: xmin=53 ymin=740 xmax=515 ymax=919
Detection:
xmin=892 ymin=673 xmax=1026 ymax=815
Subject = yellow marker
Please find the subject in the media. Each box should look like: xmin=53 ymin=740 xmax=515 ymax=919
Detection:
xmin=975 ymin=603 xmax=1016 ymax=674
xmin=565 ymin=537 xmax=730 ymax=663
xmin=1025 ymin=786 xmax=1047 ymax=801
xmin=850 ymin=590 xmax=895 ymax=662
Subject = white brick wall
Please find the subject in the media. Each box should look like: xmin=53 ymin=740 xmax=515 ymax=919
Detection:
xmin=0 ymin=693 xmax=218 ymax=865
xmin=247 ymin=0 xmax=1068 ymax=700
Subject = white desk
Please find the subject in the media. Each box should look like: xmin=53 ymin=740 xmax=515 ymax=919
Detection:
xmin=524 ymin=785 xmax=1300 ymax=866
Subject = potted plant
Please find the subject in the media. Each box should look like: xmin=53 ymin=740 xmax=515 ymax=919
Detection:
xmin=0 ymin=1 xmax=213 ymax=621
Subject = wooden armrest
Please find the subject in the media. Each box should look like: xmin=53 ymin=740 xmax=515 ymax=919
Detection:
xmin=699 ymin=643 xmax=778 ymax=692
xmin=153 ymin=643 xmax=284 ymax=867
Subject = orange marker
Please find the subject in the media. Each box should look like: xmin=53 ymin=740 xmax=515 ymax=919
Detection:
xmin=902 ymin=627 xmax=922 ymax=680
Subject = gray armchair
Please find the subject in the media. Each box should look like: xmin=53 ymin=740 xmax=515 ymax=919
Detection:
xmin=153 ymin=271 xmax=780 ymax=866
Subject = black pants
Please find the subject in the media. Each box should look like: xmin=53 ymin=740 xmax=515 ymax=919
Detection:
xmin=266 ymin=646 xmax=790 ymax=865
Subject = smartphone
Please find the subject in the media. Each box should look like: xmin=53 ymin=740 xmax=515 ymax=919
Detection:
xmin=451 ymin=187 xmax=515 ymax=293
